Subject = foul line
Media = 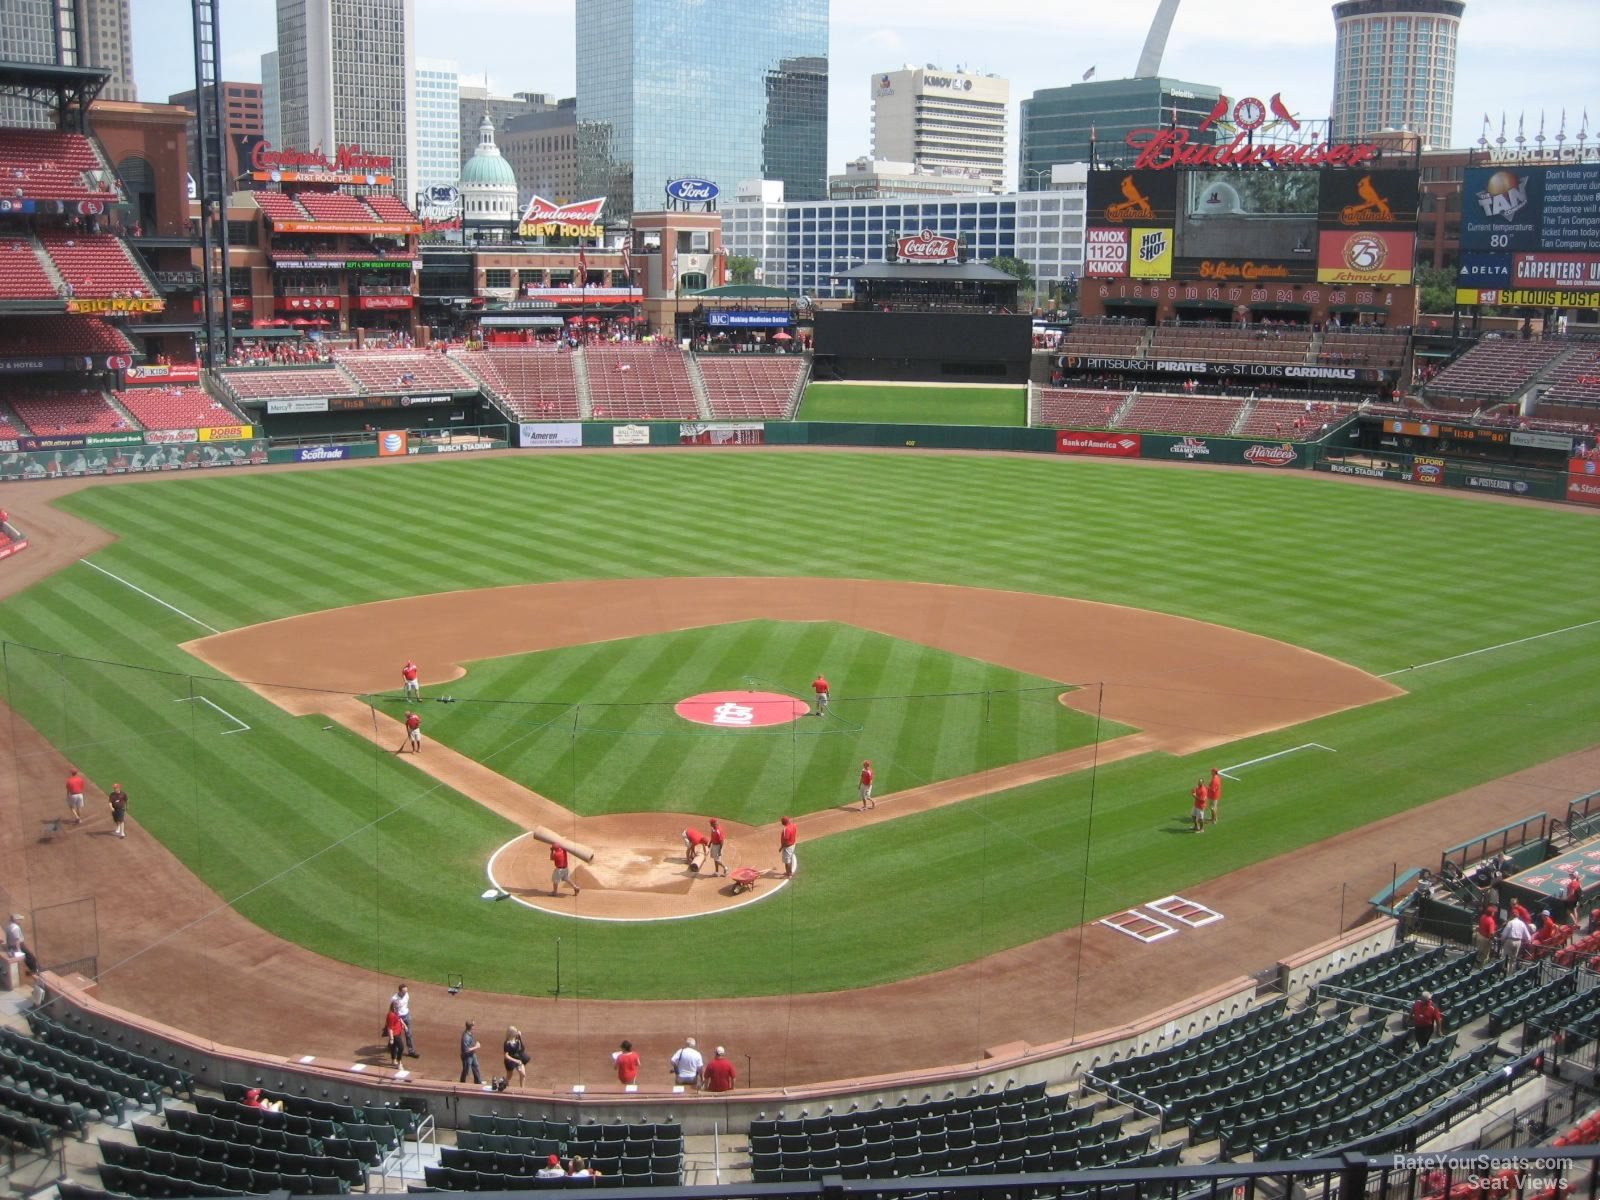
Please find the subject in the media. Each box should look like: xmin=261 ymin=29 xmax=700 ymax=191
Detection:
xmin=1379 ymin=617 xmax=1600 ymax=678
xmin=1219 ymin=743 xmax=1336 ymax=780
xmin=173 ymin=695 xmax=250 ymax=735
xmin=81 ymin=560 xmax=220 ymax=635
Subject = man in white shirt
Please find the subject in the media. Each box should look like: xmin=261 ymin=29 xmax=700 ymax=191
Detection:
xmin=390 ymin=983 xmax=417 ymax=1057
xmin=669 ymin=1036 xmax=704 ymax=1087
xmin=1501 ymin=912 xmax=1533 ymax=973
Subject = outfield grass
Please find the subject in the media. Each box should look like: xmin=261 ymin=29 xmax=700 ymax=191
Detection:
xmin=798 ymin=383 xmax=1027 ymax=426
xmin=1 ymin=452 xmax=1597 ymax=999
xmin=411 ymin=620 xmax=1114 ymax=821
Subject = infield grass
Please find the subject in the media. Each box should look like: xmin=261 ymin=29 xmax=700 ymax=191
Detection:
xmin=1 ymin=451 xmax=1597 ymax=998
xmin=798 ymin=382 xmax=1027 ymax=425
xmin=410 ymin=620 xmax=1117 ymax=822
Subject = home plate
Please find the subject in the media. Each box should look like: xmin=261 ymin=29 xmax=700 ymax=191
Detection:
xmin=1098 ymin=909 xmax=1175 ymax=942
xmin=1146 ymin=895 xmax=1223 ymax=927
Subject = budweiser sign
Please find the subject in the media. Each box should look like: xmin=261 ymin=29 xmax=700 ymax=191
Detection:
xmin=251 ymin=140 xmax=393 ymax=172
xmin=518 ymin=195 xmax=606 ymax=237
xmin=1243 ymin=443 xmax=1299 ymax=467
xmin=1125 ymin=128 xmax=1380 ymax=172
xmin=896 ymin=229 xmax=960 ymax=263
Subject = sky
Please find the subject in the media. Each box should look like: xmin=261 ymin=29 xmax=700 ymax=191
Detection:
xmin=130 ymin=0 xmax=1597 ymax=187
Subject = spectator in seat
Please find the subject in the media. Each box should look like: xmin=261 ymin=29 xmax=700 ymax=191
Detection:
xmin=1410 ymin=991 xmax=1444 ymax=1048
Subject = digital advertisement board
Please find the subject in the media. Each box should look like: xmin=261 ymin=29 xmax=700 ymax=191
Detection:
xmin=1457 ymin=165 xmax=1600 ymax=305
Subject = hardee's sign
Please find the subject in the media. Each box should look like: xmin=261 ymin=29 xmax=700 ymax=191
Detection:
xmin=1125 ymin=128 xmax=1380 ymax=171
xmin=251 ymin=141 xmax=393 ymax=173
xmin=518 ymin=195 xmax=606 ymax=238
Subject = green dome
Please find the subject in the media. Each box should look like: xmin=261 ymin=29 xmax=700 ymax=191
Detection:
xmin=461 ymin=149 xmax=516 ymax=189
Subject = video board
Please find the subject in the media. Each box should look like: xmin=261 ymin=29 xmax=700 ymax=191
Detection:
xmin=1456 ymin=164 xmax=1600 ymax=308
xmin=1085 ymin=168 xmax=1417 ymax=286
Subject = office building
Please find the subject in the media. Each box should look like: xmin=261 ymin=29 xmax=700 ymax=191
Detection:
xmin=458 ymin=86 xmax=556 ymax=171
xmin=261 ymin=51 xmax=281 ymax=146
xmin=1331 ymin=0 xmax=1463 ymax=148
xmin=576 ymin=0 xmax=829 ymax=223
xmin=1020 ymin=76 xmax=1221 ymax=187
xmin=168 ymin=83 xmax=263 ymax=185
xmin=723 ymin=167 xmax=1087 ymax=302
xmin=871 ymin=67 xmax=1008 ymax=187
xmin=830 ymin=157 xmax=1001 ymax=200
xmin=79 ymin=0 xmax=136 ymax=101
xmin=276 ymin=0 xmax=416 ymax=198
xmin=0 ymin=0 xmax=136 ymax=123
xmin=501 ymin=99 xmax=578 ymax=205
xmin=415 ymin=57 xmax=460 ymax=202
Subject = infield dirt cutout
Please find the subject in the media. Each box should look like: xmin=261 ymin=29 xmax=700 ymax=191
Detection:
xmin=186 ymin=577 xmax=1400 ymax=920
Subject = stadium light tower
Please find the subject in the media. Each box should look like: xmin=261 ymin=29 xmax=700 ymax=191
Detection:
xmin=1134 ymin=0 xmax=1182 ymax=78
xmin=189 ymin=0 xmax=234 ymax=367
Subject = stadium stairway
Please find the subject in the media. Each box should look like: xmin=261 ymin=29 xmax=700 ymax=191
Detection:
xmin=571 ymin=349 xmax=594 ymax=420
xmin=1228 ymin=400 xmax=1257 ymax=436
xmin=683 ymin=356 xmax=713 ymax=419
xmin=28 ymin=232 xmax=68 ymax=297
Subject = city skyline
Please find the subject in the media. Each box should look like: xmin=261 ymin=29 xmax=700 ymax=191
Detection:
xmin=127 ymin=0 xmax=1596 ymax=191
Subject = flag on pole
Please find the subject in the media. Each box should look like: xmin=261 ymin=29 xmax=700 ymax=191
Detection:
xmin=578 ymin=246 xmax=588 ymax=280
xmin=1082 ymin=66 xmax=1096 ymax=82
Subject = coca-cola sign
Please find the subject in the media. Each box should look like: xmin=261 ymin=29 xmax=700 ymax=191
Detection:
xmin=896 ymin=228 xmax=960 ymax=263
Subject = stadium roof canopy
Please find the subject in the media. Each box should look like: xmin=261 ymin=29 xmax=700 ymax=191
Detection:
xmin=0 ymin=61 xmax=111 ymax=130
xmin=688 ymin=283 xmax=792 ymax=299
xmin=839 ymin=261 xmax=1018 ymax=283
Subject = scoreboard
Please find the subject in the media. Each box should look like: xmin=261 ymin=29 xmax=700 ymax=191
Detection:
xmin=1455 ymin=164 xmax=1600 ymax=308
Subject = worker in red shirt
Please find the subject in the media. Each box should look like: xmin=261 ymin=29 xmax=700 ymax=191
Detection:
xmin=1511 ymin=899 xmax=1532 ymax=926
xmin=1190 ymin=779 xmax=1208 ymax=832
xmin=612 ymin=1040 xmax=640 ymax=1085
xmin=398 ymin=711 xmax=422 ymax=753
xmin=811 ymin=674 xmax=829 ymax=717
xmin=859 ymin=760 xmax=875 ymax=811
xmin=401 ymin=659 xmax=420 ymax=701
xmin=702 ymin=1046 xmax=737 ymax=1092
xmin=1532 ymin=910 xmax=1561 ymax=946
xmin=779 ymin=816 xmax=798 ymax=878
xmin=550 ymin=842 xmax=578 ymax=897
xmin=1206 ymin=768 xmax=1223 ymax=824
xmin=1562 ymin=868 xmax=1584 ymax=923
xmin=1474 ymin=906 xmax=1498 ymax=965
xmin=65 ymin=767 xmax=87 ymax=825
xmin=1410 ymin=991 xmax=1444 ymax=1048
xmin=707 ymin=819 xmax=728 ymax=877
xmin=682 ymin=826 xmax=709 ymax=869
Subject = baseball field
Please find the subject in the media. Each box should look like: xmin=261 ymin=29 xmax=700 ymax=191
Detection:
xmin=797 ymin=383 xmax=1028 ymax=425
xmin=0 ymin=446 xmax=1597 ymax=1083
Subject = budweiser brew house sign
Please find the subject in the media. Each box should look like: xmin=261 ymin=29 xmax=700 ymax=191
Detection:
xmin=896 ymin=229 xmax=959 ymax=263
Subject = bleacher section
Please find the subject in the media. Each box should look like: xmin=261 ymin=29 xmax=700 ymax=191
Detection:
xmin=219 ymin=367 xmax=362 ymax=402
xmin=252 ymin=191 xmax=311 ymax=224
xmin=364 ymin=195 xmax=416 ymax=224
xmin=456 ymin=348 xmax=582 ymax=419
xmin=1119 ymin=393 xmax=1244 ymax=435
xmin=1148 ymin=324 xmax=1313 ymax=367
xmin=585 ymin=345 xmax=700 ymax=419
xmin=332 ymin=350 xmax=474 ymax=394
xmin=0 ymin=315 xmax=132 ymax=356
xmin=296 ymin=193 xmax=379 ymax=224
xmin=1427 ymin=337 xmax=1567 ymax=403
xmin=0 ymin=129 xmax=119 ymax=203
xmin=1234 ymin=398 xmax=1350 ymax=440
xmin=114 ymin=386 xmax=245 ymax=432
xmin=1536 ymin=343 xmax=1600 ymax=413
xmin=1056 ymin=321 xmax=1148 ymax=358
xmin=432 ymin=1115 xmax=686 ymax=1190
xmin=0 ymin=234 xmax=59 ymax=297
xmin=38 ymin=233 xmax=154 ymax=298
xmin=1320 ymin=328 xmax=1409 ymax=370
xmin=696 ymin=355 xmax=806 ymax=418
xmin=1033 ymin=388 xmax=1127 ymax=428
xmin=9 ymin=388 xmax=128 ymax=435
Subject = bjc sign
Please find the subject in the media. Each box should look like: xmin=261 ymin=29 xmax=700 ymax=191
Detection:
xmin=896 ymin=229 xmax=959 ymax=263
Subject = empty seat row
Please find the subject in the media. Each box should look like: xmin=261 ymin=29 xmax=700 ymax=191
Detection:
xmin=0 ymin=1028 xmax=158 ymax=1109
xmin=26 ymin=1010 xmax=194 ymax=1098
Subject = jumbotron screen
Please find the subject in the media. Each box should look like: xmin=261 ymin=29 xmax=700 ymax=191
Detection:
xmin=1084 ymin=167 xmax=1417 ymax=287
xmin=1456 ymin=164 xmax=1600 ymax=309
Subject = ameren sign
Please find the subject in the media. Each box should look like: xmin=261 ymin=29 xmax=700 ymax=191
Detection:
xmin=1124 ymin=128 xmax=1381 ymax=171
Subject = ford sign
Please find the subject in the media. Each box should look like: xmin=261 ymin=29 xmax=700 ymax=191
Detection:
xmin=665 ymin=178 xmax=719 ymax=203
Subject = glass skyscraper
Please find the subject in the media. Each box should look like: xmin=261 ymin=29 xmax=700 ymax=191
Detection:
xmin=576 ymin=0 xmax=828 ymax=223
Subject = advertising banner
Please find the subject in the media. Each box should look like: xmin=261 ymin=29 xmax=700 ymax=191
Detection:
xmin=0 ymin=439 xmax=268 ymax=480
xmin=1455 ymin=288 xmax=1600 ymax=309
xmin=142 ymin=429 xmax=198 ymax=445
xmin=1055 ymin=431 xmax=1142 ymax=457
xmin=1128 ymin=228 xmax=1174 ymax=280
xmin=1461 ymin=164 xmax=1600 ymax=254
xmin=274 ymin=221 xmax=420 ymax=235
xmin=612 ymin=424 xmax=650 ymax=446
xmin=1511 ymin=253 xmax=1600 ymax=290
xmin=1172 ymin=257 xmax=1317 ymax=284
xmin=266 ymin=397 xmax=330 ymax=414
xmin=377 ymin=430 xmax=409 ymax=457
xmin=421 ymin=440 xmax=497 ymax=455
xmin=355 ymin=295 xmax=414 ymax=309
xmin=398 ymin=395 xmax=451 ymax=407
xmin=0 ymin=358 xmax=78 ymax=375
xmin=1061 ymin=356 xmax=1381 ymax=384
xmin=1084 ymin=228 xmax=1130 ymax=277
xmin=1409 ymin=455 xmax=1447 ymax=486
xmin=277 ymin=296 xmax=342 ymax=312
xmin=1316 ymin=170 xmax=1420 ymax=228
xmin=706 ymin=312 xmax=791 ymax=328
xmin=1320 ymin=459 xmax=1405 ymax=482
xmin=85 ymin=432 xmax=145 ymax=448
xmin=1457 ymin=252 xmax=1512 ymax=287
xmin=1460 ymin=473 xmax=1536 ymax=497
xmin=1509 ymin=429 xmax=1574 ymax=452
xmin=1315 ymin=229 xmax=1415 ymax=284
xmin=66 ymin=297 xmax=164 ymax=314
xmin=679 ymin=423 xmax=766 ymax=446
xmin=1241 ymin=443 xmax=1300 ymax=468
xmin=124 ymin=363 xmax=202 ymax=385
xmin=1086 ymin=171 xmax=1178 ymax=226
xmin=293 ymin=445 xmax=352 ymax=462
xmin=518 ymin=423 xmax=583 ymax=448
xmin=1567 ymin=476 xmax=1600 ymax=507
xmin=198 ymin=425 xmax=254 ymax=442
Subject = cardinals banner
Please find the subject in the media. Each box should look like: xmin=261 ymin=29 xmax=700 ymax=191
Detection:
xmin=1317 ymin=170 xmax=1420 ymax=229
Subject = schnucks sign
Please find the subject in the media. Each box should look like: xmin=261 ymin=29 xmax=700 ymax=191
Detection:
xmin=896 ymin=229 xmax=959 ymax=263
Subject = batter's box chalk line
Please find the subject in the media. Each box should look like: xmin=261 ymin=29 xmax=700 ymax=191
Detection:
xmin=173 ymin=695 xmax=250 ymax=735
xmin=1218 ymin=742 xmax=1334 ymax=781
xmin=1098 ymin=909 xmax=1176 ymax=943
xmin=1146 ymin=895 xmax=1224 ymax=927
